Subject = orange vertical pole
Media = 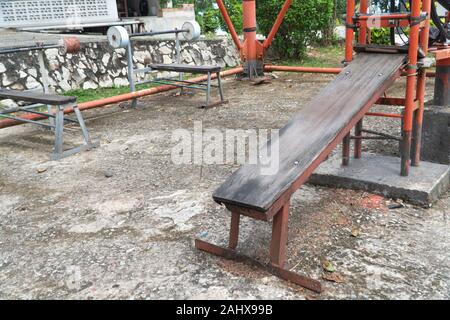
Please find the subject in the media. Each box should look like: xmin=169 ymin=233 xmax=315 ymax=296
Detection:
xmin=354 ymin=0 xmax=368 ymax=160
xmin=412 ymin=0 xmax=431 ymax=166
xmin=263 ymin=0 xmax=293 ymax=49
xmin=343 ymin=0 xmax=355 ymax=165
xmin=243 ymin=0 xmax=258 ymax=77
xmin=345 ymin=0 xmax=356 ymax=64
xmin=401 ymin=0 xmax=422 ymax=176
xmin=216 ymin=0 xmax=242 ymax=50
xmin=358 ymin=0 xmax=369 ymax=44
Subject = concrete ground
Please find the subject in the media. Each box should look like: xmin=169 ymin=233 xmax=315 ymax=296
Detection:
xmin=0 ymin=72 xmax=449 ymax=300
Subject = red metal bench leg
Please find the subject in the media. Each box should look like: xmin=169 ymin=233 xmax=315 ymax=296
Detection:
xmin=229 ymin=212 xmax=240 ymax=249
xmin=270 ymin=202 xmax=289 ymax=268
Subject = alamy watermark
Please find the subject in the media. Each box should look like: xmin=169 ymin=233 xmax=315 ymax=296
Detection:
xmin=171 ymin=121 xmax=280 ymax=175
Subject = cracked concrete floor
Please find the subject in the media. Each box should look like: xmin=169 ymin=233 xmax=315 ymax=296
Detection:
xmin=0 ymin=72 xmax=449 ymax=299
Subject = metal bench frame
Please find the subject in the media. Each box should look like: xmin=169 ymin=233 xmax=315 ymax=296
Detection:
xmin=0 ymin=93 xmax=98 ymax=160
xmin=125 ymin=30 xmax=227 ymax=108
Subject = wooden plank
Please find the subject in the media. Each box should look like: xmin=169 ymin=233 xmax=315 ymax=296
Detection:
xmin=213 ymin=53 xmax=406 ymax=213
xmin=0 ymin=89 xmax=76 ymax=105
xmin=148 ymin=63 xmax=221 ymax=73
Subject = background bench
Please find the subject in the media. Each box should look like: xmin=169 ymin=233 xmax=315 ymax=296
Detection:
xmin=0 ymin=89 xmax=98 ymax=160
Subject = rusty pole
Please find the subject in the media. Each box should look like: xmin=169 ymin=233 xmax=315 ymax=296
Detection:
xmin=354 ymin=0 xmax=369 ymax=160
xmin=216 ymin=0 xmax=242 ymax=50
xmin=343 ymin=0 xmax=355 ymax=166
xmin=401 ymin=0 xmax=422 ymax=176
xmin=411 ymin=0 xmax=431 ymax=166
xmin=263 ymin=0 xmax=293 ymax=49
xmin=242 ymin=0 xmax=262 ymax=78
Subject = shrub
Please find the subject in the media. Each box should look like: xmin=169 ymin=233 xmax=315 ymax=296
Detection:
xmin=256 ymin=0 xmax=335 ymax=59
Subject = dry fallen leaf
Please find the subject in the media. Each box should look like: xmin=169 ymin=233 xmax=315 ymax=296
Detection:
xmin=37 ymin=168 xmax=47 ymax=174
xmin=322 ymin=260 xmax=336 ymax=273
xmin=322 ymin=272 xmax=345 ymax=283
xmin=351 ymin=228 xmax=360 ymax=237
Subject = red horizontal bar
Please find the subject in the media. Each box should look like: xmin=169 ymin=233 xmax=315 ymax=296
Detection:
xmin=366 ymin=112 xmax=403 ymax=118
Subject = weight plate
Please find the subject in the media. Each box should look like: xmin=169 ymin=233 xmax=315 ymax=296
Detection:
xmin=107 ymin=26 xmax=130 ymax=49
xmin=181 ymin=21 xmax=201 ymax=41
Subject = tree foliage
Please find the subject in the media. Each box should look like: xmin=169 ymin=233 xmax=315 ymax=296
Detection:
xmin=256 ymin=0 xmax=335 ymax=58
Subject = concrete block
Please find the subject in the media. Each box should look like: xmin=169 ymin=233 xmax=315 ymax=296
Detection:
xmin=421 ymin=105 xmax=450 ymax=164
xmin=309 ymin=153 xmax=450 ymax=206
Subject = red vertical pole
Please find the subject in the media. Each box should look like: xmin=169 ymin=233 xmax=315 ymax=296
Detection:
xmin=242 ymin=0 xmax=258 ymax=77
xmin=216 ymin=0 xmax=242 ymax=50
xmin=343 ymin=0 xmax=355 ymax=165
xmin=345 ymin=0 xmax=356 ymax=64
xmin=412 ymin=0 xmax=431 ymax=166
xmin=263 ymin=0 xmax=293 ymax=49
xmin=355 ymin=0 xmax=368 ymax=159
xmin=401 ymin=0 xmax=422 ymax=176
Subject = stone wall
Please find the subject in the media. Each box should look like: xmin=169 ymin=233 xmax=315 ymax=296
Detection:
xmin=0 ymin=37 xmax=240 ymax=97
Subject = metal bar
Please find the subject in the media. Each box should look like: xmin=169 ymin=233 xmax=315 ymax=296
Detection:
xmin=342 ymin=132 xmax=351 ymax=165
xmin=153 ymin=78 xmax=218 ymax=87
xmin=0 ymin=113 xmax=54 ymax=128
xmin=217 ymin=72 xmax=224 ymax=102
xmin=206 ymin=72 xmax=212 ymax=106
xmin=129 ymin=28 xmax=189 ymax=38
xmin=229 ymin=212 xmax=240 ymax=249
xmin=263 ymin=0 xmax=293 ymax=49
xmin=351 ymin=135 xmax=399 ymax=140
xmin=216 ymin=0 xmax=242 ymax=50
xmin=401 ymin=0 xmax=422 ymax=176
xmin=126 ymin=41 xmax=137 ymax=108
xmin=73 ymin=105 xmax=93 ymax=147
xmin=0 ymin=44 xmax=60 ymax=55
xmin=345 ymin=0 xmax=356 ymax=64
xmin=194 ymin=239 xmax=322 ymax=293
xmin=412 ymin=0 xmax=431 ymax=166
xmin=269 ymin=203 xmax=289 ymax=268
xmin=53 ymin=106 xmax=64 ymax=159
xmin=150 ymin=80 xmax=208 ymax=91
xmin=37 ymin=50 xmax=54 ymax=128
xmin=355 ymin=0 xmax=368 ymax=160
xmin=354 ymin=119 xmax=363 ymax=158
xmin=264 ymin=65 xmax=342 ymax=74
xmin=362 ymin=129 xmax=402 ymax=141
xmin=356 ymin=13 xmax=411 ymax=20
xmin=359 ymin=0 xmax=369 ymax=44
xmin=243 ymin=0 xmax=258 ymax=65
xmin=366 ymin=112 xmax=403 ymax=118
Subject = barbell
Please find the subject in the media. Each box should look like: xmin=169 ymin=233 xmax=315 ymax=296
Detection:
xmin=0 ymin=37 xmax=81 ymax=55
xmin=107 ymin=20 xmax=201 ymax=49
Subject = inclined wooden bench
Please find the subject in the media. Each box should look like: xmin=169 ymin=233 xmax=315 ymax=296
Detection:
xmin=147 ymin=63 xmax=227 ymax=108
xmin=195 ymin=53 xmax=407 ymax=292
xmin=0 ymin=89 xmax=98 ymax=160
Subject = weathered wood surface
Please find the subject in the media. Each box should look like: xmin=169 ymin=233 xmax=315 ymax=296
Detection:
xmin=0 ymin=89 xmax=76 ymax=105
xmin=213 ymin=53 xmax=406 ymax=213
xmin=148 ymin=63 xmax=221 ymax=73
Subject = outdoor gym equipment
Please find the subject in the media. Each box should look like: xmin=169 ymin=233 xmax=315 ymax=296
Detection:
xmin=107 ymin=21 xmax=226 ymax=108
xmin=196 ymin=0 xmax=443 ymax=292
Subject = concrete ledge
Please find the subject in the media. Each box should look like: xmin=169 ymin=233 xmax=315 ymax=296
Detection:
xmin=309 ymin=153 xmax=450 ymax=206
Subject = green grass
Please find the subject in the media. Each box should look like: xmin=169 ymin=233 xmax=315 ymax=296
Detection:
xmin=269 ymin=45 xmax=345 ymax=68
xmin=63 ymin=83 xmax=159 ymax=103
xmin=64 ymin=46 xmax=344 ymax=103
